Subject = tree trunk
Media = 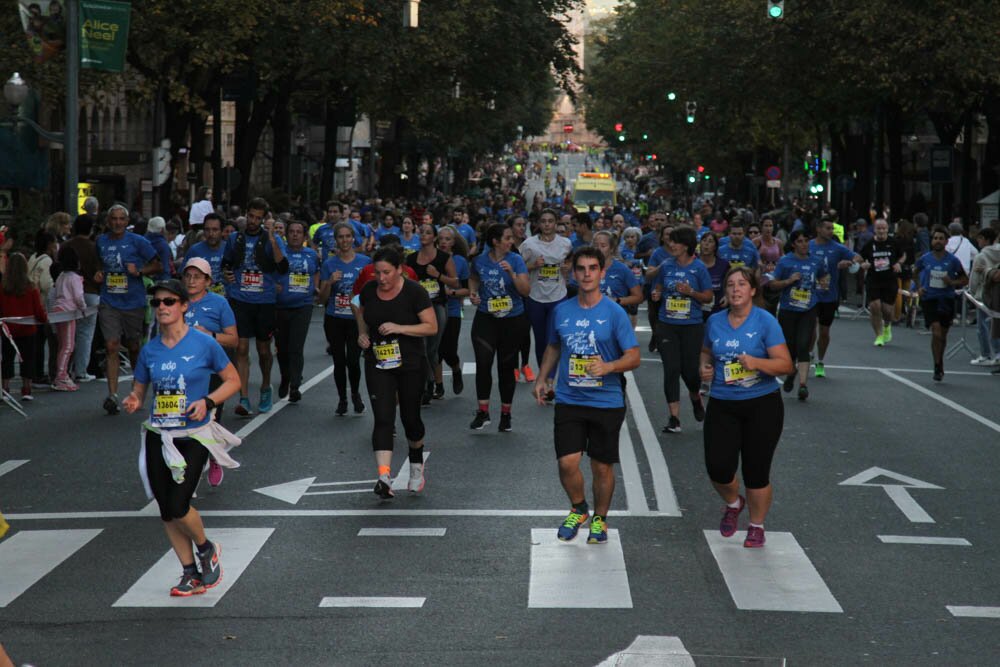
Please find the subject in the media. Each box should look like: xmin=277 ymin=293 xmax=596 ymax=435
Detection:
xmin=981 ymin=96 xmax=1000 ymax=200
xmin=960 ymin=111 xmax=975 ymax=226
xmin=233 ymin=89 xmax=282 ymax=207
xmin=271 ymin=97 xmax=291 ymax=191
xmin=885 ymin=102 xmax=905 ymax=219
xmin=189 ymin=113 xmax=208 ymax=189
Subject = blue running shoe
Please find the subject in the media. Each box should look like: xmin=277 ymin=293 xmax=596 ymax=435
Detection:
xmin=557 ymin=509 xmax=589 ymax=541
xmin=235 ymin=397 xmax=253 ymax=418
xmin=258 ymin=386 xmax=273 ymax=413
xmin=587 ymin=516 xmax=608 ymax=544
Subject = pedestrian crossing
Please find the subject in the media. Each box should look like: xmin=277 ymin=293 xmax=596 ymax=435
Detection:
xmin=0 ymin=524 xmax=844 ymax=613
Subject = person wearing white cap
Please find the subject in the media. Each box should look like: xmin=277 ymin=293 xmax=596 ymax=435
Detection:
xmin=182 ymin=256 xmax=238 ymax=487
xmin=145 ymin=216 xmax=174 ymax=281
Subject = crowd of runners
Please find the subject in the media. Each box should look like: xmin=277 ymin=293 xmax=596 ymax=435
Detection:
xmin=3 ymin=149 xmax=1000 ymax=599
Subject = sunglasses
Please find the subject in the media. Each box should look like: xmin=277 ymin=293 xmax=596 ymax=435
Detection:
xmin=150 ymin=297 xmax=181 ymax=307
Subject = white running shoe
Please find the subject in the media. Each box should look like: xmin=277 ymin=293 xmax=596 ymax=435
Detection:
xmin=408 ymin=462 xmax=425 ymax=493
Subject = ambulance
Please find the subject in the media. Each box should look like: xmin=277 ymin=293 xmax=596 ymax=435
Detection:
xmin=571 ymin=172 xmax=617 ymax=213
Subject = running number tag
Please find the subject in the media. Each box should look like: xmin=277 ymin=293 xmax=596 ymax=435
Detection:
xmin=539 ymin=264 xmax=559 ymax=280
xmin=631 ymin=264 xmax=643 ymax=279
xmin=790 ymin=288 xmax=811 ymax=308
xmin=929 ymin=269 xmax=947 ymax=289
xmin=487 ymin=296 xmax=513 ymax=317
xmin=241 ymin=270 xmax=264 ymax=293
xmin=289 ymin=272 xmax=310 ymax=293
xmin=373 ymin=339 xmax=402 ymax=370
xmin=723 ymin=360 xmax=756 ymax=386
xmin=874 ymin=257 xmax=890 ymax=272
xmin=152 ymin=390 xmax=186 ymax=428
xmin=420 ymin=279 xmax=440 ymax=300
xmin=666 ymin=297 xmax=691 ymax=319
xmin=106 ymin=272 xmax=128 ymax=294
xmin=334 ymin=292 xmax=352 ymax=315
xmin=210 ymin=282 xmax=226 ymax=295
xmin=729 ymin=260 xmax=745 ymax=269
xmin=568 ymin=354 xmax=602 ymax=387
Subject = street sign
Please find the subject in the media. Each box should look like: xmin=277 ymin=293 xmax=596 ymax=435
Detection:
xmin=766 ymin=179 xmax=781 ymax=189
xmin=930 ymin=145 xmax=954 ymax=183
xmin=765 ymin=165 xmax=781 ymax=180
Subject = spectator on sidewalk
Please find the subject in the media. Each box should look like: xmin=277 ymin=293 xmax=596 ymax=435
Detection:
xmin=64 ymin=215 xmax=101 ymax=382
xmin=970 ymin=228 xmax=1000 ymax=366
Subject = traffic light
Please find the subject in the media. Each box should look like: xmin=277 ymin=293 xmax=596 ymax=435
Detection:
xmin=685 ymin=101 xmax=697 ymax=123
xmin=697 ymin=165 xmax=705 ymax=173
xmin=642 ymin=133 xmax=649 ymax=140
xmin=614 ymin=122 xmax=623 ymax=132
xmin=618 ymin=134 xmax=626 ymax=142
xmin=767 ymin=1 xmax=784 ymax=20
xmin=651 ymin=154 xmax=658 ymax=160
xmin=667 ymin=92 xmax=677 ymax=101
xmin=687 ymin=173 xmax=696 ymax=184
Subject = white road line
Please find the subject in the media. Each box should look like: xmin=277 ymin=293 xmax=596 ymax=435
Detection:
xmin=624 ymin=370 xmax=681 ymax=516
xmin=234 ymin=366 xmax=334 ymax=439
xmin=113 ymin=527 xmax=274 ymax=607
xmin=704 ymin=530 xmax=843 ymax=613
xmin=357 ymin=528 xmax=446 ymax=537
xmin=947 ymin=606 xmax=1000 ymax=618
xmin=528 ymin=528 xmax=632 ymax=608
xmin=596 ymin=635 xmax=695 ymax=667
xmin=0 ymin=529 xmax=103 ymax=607
xmin=320 ymin=597 xmax=425 ymax=608
xmin=833 ymin=364 xmax=987 ymax=376
xmin=878 ymin=535 xmax=971 ymax=546
xmin=462 ymin=361 xmax=476 ymax=375
xmin=618 ymin=417 xmax=651 ymax=515
xmin=0 ymin=459 xmax=28 ymax=478
xmin=879 ymin=369 xmax=1000 ymax=435
xmin=392 ymin=450 xmax=430 ymax=491
xmin=883 ymin=485 xmax=935 ymax=523
xmin=8 ymin=508 xmax=676 ymax=520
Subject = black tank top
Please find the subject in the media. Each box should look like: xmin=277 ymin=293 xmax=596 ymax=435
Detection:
xmin=406 ymin=249 xmax=451 ymax=305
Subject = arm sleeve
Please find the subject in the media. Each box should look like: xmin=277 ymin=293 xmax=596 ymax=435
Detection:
xmin=210 ymin=338 xmax=231 ymax=373
xmin=32 ymin=289 xmax=47 ymax=324
xmin=510 ymin=254 xmax=528 ymax=276
xmin=696 ymin=265 xmax=712 ymax=291
xmin=220 ymin=301 xmax=237 ymax=329
xmin=614 ymin=307 xmax=638 ymax=351
xmin=762 ymin=310 xmax=787 ymax=347
xmin=73 ymin=275 xmax=87 ymax=311
xmin=137 ymin=236 xmax=158 ymax=264
xmin=134 ymin=348 xmax=150 ymax=384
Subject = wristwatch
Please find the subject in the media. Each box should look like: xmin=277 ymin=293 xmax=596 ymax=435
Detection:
xmin=204 ymin=397 xmax=216 ymax=411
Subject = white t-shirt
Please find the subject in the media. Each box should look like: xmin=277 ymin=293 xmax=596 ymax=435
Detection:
xmin=189 ymin=199 xmax=214 ymax=227
xmin=519 ymin=234 xmax=573 ymax=302
xmin=946 ymin=234 xmax=978 ymax=274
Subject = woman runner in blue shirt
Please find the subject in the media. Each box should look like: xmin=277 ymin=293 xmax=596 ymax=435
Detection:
xmin=700 ymin=266 xmax=793 ymax=548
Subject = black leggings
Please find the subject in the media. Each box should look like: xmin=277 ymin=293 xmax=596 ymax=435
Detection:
xmin=778 ymin=307 xmax=818 ymax=364
xmin=518 ymin=321 xmax=531 ymax=367
xmin=1 ymin=334 xmax=35 ymax=380
xmin=471 ymin=311 xmax=529 ymax=404
xmin=365 ymin=361 xmax=425 ymax=451
xmin=324 ymin=315 xmax=361 ymax=398
xmin=439 ymin=316 xmax=462 ymax=368
xmin=144 ymin=430 xmax=209 ymax=522
xmin=656 ymin=321 xmax=703 ymax=403
xmin=275 ymin=305 xmax=312 ymax=390
xmin=703 ymin=391 xmax=783 ymax=489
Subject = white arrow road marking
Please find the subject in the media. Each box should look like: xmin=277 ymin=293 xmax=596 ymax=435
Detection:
xmin=320 ymin=597 xmax=425 ymax=608
xmin=947 ymin=606 xmax=1000 ymax=618
xmin=0 ymin=460 xmax=28 ymax=478
xmin=878 ymin=535 xmax=970 ymax=546
xmin=839 ymin=466 xmax=942 ymax=524
xmin=254 ymin=477 xmax=376 ymax=504
xmin=595 ymin=635 xmax=695 ymax=667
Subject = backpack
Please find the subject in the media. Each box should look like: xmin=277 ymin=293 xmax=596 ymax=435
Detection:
xmin=223 ymin=230 xmax=280 ymax=274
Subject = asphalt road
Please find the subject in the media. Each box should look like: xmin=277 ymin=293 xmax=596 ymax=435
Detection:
xmin=2 ymin=301 xmax=999 ymax=666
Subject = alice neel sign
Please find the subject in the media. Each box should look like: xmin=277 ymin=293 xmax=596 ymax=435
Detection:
xmin=80 ymin=0 xmax=131 ymax=72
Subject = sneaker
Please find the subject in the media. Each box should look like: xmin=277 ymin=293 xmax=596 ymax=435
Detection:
xmin=452 ymin=368 xmax=464 ymax=395
xmin=498 ymin=413 xmax=512 ymax=432
xmin=408 ymin=462 xmax=425 ymax=493
xmin=744 ymin=525 xmax=766 ymax=548
xmin=970 ymin=356 xmax=991 ymax=366
xmin=557 ymin=509 xmax=590 ymax=541
xmin=373 ymin=475 xmax=394 ymax=499
xmin=874 ymin=333 xmax=884 ymax=347
xmin=720 ymin=496 xmax=746 ymax=537
xmin=20 ymin=389 xmax=33 ymax=401
xmin=662 ymin=415 xmax=681 ymax=433
xmin=170 ymin=573 xmax=205 ymax=597
xmin=798 ymin=385 xmax=809 ymax=401
xmin=432 ymin=383 xmax=445 ymax=400
xmin=933 ymin=366 xmax=944 ymax=382
xmin=782 ymin=375 xmax=795 ymax=393
xmin=208 ymin=459 xmax=224 ymax=487
xmin=882 ymin=323 xmax=892 ymax=343
xmin=513 ymin=368 xmax=521 ymax=382
xmin=234 ymin=397 xmax=252 ymax=417
xmin=352 ymin=393 xmax=365 ymax=414
xmin=470 ymin=410 xmax=491 ymax=430
xmin=587 ymin=516 xmax=608 ymax=544
xmin=699 ymin=382 xmax=710 ymax=396
xmin=522 ymin=365 xmax=536 ymax=383
xmin=197 ymin=542 xmax=222 ymax=589
xmin=278 ymin=378 xmax=290 ymax=399
xmin=103 ymin=394 xmax=120 ymax=415
xmin=336 ymin=399 xmax=348 ymax=416
xmin=74 ymin=373 xmax=96 ymax=383
xmin=691 ymin=396 xmax=705 ymax=422
xmin=814 ymin=361 xmax=826 ymax=378
xmin=288 ymin=387 xmax=302 ymax=403
xmin=52 ymin=380 xmax=79 ymax=392
xmin=258 ymin=386 xmax=273 ymax=413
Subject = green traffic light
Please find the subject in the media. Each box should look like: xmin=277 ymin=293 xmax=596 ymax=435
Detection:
xmin=618 ymin=134 xmax=626 ymax=142
xmin=769 ymin=6 xmax=783 ymax=18
xmin=686 ymin=116 xmax=695 ymax=124
xmin=704 ymin=174 xmax=710 ymax=180
xmin=667 ymin=92 xmax=676 ymax=101
xmin=642 ymin=133 xmax=649 ymax=140
xmin=688 ymin=176 xmax=696 ymax=183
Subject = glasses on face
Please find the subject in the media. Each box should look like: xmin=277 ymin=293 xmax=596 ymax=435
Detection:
xmin=150 ymin=297 xmax=181 ymax=307
xmin=749 ymin=230 xmax=760 ymax=236
xmin=335 ymin=234 xmax=354 ymax=240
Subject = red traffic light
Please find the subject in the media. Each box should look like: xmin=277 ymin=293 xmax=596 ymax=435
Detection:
xmin=563 ymin=124 xmax=574 ymax=133
xmin=614 ymin=123 xmax=623 ymax=133
xmin=697 ymin=165 xmax=705 ymax=173
xmin=651 ymin=154 xmax=658 ymax=160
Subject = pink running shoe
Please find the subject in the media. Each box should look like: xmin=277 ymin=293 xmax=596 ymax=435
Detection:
xmin=720 ymin=495 xmax=745 ymax=537
xmin=208 ymin=459 xmax=224 ymax=487
xmin=744 ymin=525 xmax=766 ymax=548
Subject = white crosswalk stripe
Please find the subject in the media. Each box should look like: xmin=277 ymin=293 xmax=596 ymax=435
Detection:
xmin=0 ymin=529 xmax=102 ymax=607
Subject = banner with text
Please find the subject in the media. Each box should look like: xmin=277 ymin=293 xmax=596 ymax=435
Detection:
xmin=80 ymin=0 xmax=130 ymax=72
